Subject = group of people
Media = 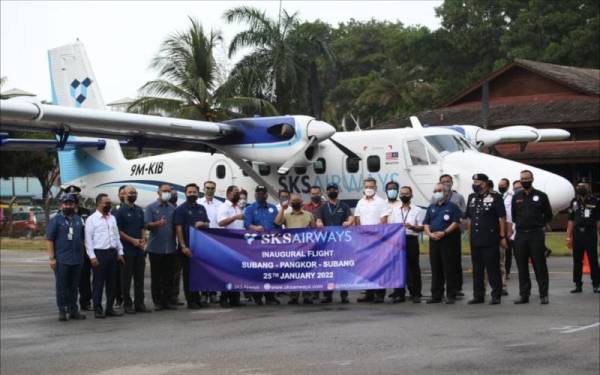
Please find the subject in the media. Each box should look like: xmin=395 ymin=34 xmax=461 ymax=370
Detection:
xmin=46 ymin=171 xmax=599 ymax=321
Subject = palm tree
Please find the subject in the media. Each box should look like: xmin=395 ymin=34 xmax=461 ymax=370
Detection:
xmin=129 ymin=17 xmax=277 ymax=120
xmin=224 ymin=6 xmax=301 ymax=114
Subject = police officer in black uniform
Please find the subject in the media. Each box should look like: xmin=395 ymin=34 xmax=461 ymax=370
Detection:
xmin=512 ymin=170 xmax=553 ymax=305
xmin=465 ymin=174 xmax=507 ymax=305
xmin=566 ymin=181 xmax=600 ymax=293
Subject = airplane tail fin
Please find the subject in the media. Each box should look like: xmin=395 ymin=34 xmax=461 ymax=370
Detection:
xmin=48 ymin=41 xmax=126 ymax=185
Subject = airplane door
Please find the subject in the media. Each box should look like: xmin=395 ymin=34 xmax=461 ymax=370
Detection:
xmin=403 ymin=138 xmax=440 ymax=205
xmin=208 ymin=158 xmax=234 ymax=199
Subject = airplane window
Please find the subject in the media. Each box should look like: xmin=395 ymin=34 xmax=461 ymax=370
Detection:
xmin=407 ymin=140 xmax=429 ymax=166
xmin=427 ymin=149 xmax=438 ymax=164
xmin=346 ymin=157 xmax=359 ymax=173
xmin=216 ymin=165 xmax=226 ymax=179
xmin=425 ymin=135 xmax=466 ymax=154
xmin=367 ymin=155 xmax=380 ymax=172
xmin=313 ymin=158 xmax=326 ymax=174
xmin=258 ymin=164 xmax=271 ymax=176
xmin=294 ymin=166 xmax=307 ymax=175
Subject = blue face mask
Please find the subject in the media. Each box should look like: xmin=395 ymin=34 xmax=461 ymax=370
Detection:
xmin=386 ymin=189 xmax=398 ymax=200
xmin=432 ymin=192 xmax=444 ymax=202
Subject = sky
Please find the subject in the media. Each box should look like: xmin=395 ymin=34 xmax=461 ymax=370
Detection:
xmin=1 ymin=1 xmax=442 ymax=104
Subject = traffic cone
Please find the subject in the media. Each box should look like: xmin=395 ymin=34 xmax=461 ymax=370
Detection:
xmin=583 ymin=252 xmax=591 ymax=275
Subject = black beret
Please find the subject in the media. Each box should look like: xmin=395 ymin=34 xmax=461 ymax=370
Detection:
xmin=472 ymin=173 xmax=489 ymax=182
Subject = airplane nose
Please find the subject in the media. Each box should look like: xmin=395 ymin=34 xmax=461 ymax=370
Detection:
xmin=308 ymin=120 xmax=336 ymax=141
xmin=543 ymin=174 xmax=574 ymax=212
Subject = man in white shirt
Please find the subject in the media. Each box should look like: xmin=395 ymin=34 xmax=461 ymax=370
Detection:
xmin=199 ymin=180 xmax=223 ymax=304
xmin=85 ymin=193 xmax=125 ymax=318
xmin=354 ymin=177 xmax=388 ymax=303
xmin=385 ymin=183 xmax=425 ymax=303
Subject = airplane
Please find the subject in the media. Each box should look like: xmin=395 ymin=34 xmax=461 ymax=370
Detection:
xmin=0 ymin=42 xmax=575 ymax=212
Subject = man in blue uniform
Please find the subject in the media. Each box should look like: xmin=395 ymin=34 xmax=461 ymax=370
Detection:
xmin=175 ymin=183 xmax=210 ymax=309
xmin=47 ymin=194 xmax=87 ymax=321
xmin=465 ymin=174 xmax=507 ymax=305
xmin=243 ymin=185 xmax=281 ymax=305
xmin=566 ymin=180 xmax=600 ymax=293
xmin=115 ymin=186 xmax=151 ymax=314
xmin=423 ymin=183 xmax=462 ymax=304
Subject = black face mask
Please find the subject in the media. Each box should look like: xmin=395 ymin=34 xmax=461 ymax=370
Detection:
xmin=521 ymin=181 xmax=532 ymax=190
xmin=127 ymin=195 xmax=137 ymax=204
xmin=576 ymin=187 xmax=588 ymax=196
xmin=498 ymin=186 xmax=508 ymax=194
xmin=400 ymin=196 xmax=411 ymax=204
xmin=472 ymin=184 xmax=482 ymax=194
xmin=101 ymin=205 xmax=112 ymax=214
xmin=311 ymin=196 xmax=321 ymax=204
xmin=186 ymin=195 xmax=198 ymax=204
xmin=62 ymin=208 xmax=75 ymax=216
xmin=327 ymin=191 xmax=338 ymax=200
xmin=231 ymin=193 xmax=240 ymax=203
xmin=255 ymin=195 xmax=267 ymax=204
xmin=291 ymin=202 xmax=302 ymax=210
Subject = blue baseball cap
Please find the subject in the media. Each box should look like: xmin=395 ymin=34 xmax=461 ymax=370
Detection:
xmin=326 ymin=183 xmax=339 ymax=190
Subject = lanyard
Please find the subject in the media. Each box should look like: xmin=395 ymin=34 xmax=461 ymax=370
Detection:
xmin=400 ymin=206 xmax=411 ymax=224
xmin=327 ymin=202 xmax=339 ymax=217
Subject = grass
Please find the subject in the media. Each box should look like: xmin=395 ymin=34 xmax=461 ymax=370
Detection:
xmin=0 ymin=232 xmax=573 ymax=256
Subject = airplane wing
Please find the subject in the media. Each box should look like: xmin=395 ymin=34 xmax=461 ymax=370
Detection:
xmin=443 ymin=124 xmax=570 ymax=149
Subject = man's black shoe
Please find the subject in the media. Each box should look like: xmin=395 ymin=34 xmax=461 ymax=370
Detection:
xmin=501 ymin=290 xmax=508 ymax=296
xmin=392 ymin=296 xmax=406 ymax=304
xmin=513 ymin=297 xmax=529 ymax=304
xmin=169 ymin=299 xmax=185 ymax=306
xmin=162 ymin=303 xmax=178 ymax=310
xmin=58 ymin=311 xmax=68 ymax=321
xmin=426 ymin=298 xmax=442 ymax=304
xmin=303 ymin=298 xmax=313 ymax=305
xmin=265 ymin=298 xmax=280 ymax=305
xmin=412 ymin=296 xmax=421 ymax=304
xmin=106 ymin=309 xmax=123 ymax=317
xmin=467 ymin=299 xmax=484 ymax=305
xmin=80 ymin=304 xmax=92 ymax=311
xmin=570 ymin=286 xmax=582 ymax=293
xmin=341 ymin=297 xmax=350 ymax=304
xmin=489 ymin=297 xmax=501 ymax=305
xmin=124 ymin=306 xmax=137 ymax=314
xmin=94 ymin=310 xmax=106 ymax=319
xmin=135 ymin=305 xmax=152 ymax=313
xmin=220 ymin=300 xmax=231 ymax=308
xmin=115 ymin=299 xmax=123 ymax=307
xmin=373 ymin=296 xmax=385 ymax=304
xmin=69 ymin=311 xmax=86 ymax=320
xmin=321 ymin=297 xmax=333 ymax=304
xmin=594 ymin=287 xmax=600 ymax=294
xmin=456 ymin=291 xmax=465 ymax=297
xmin=357 ymin=296 xmax=374 ymax=303
xmin=540 ymin=296 xmax=549 ymax=305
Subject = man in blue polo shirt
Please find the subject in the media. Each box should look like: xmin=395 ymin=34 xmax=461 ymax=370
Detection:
xmin=46 ymin=194 xmax=86 ymax=321
xmin=175 ymin=183 xmax=210 ymax=309
xmin=243 ymin=185 xmax=281 ymax=305
xmin=423 ymin=183 xmax=462 ymax=304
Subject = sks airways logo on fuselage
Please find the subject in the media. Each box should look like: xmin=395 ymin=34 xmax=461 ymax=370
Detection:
xmin=277 ymin=172 xmax=401 ymax=194
xmin=244 ymin=230 xmax=353 ymax=246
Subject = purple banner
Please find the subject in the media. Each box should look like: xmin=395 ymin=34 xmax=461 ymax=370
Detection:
xmin=189 ymin=224 xmax=406 ymax=292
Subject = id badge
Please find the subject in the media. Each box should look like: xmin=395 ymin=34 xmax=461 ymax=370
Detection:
xmin=68 ymin=226 xmax=74 ymax=241
xmin=584 ymin=209 xmax=591 ymax=218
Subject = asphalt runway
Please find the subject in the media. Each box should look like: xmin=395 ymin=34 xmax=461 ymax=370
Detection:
xmin=1 ymin=249 xmax=598 ymax=375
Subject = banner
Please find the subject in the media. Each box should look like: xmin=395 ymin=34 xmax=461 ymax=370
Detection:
xmin=189 ymin=224 xmax=406 ymax=292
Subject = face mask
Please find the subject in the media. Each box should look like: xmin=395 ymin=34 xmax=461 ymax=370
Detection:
xmin=386 ymin=189 xmax=398 ymax=200
xmin=127 ymin=195 xmax=137 ymax=204
xmin=364 ymin=188 xmax=375 ymax=197
xmin=472 ymin=184 xmax=482 ymax=194
xmin=231 ymin=193 xmax=240 ymax=204
xmin=160 ymin=192 xmax=171 ymax=202
xmin=238 ymin=198 xmax=247 ymax=207
xmin=400 ymin=196 xmax=411 ymax=204
xmin=432 ymin=192 xmax=444 ymax=202
xmin=498 ymin=186 xmax=508 ymax=194
xmin=169 ymin=193 xmax=178 ymax=204
xmin=521 ymin=181 xmax=532 ymax=190
xmin=576 ymin=187 xmax=588 ymax=196
xmin=514 ymin=187 xmax=523 ymax=194
xmin=62 ymin=207 xmax=75 ymax=216
xmin=311 ymin=196 xmax=321 ymax=204
xmin=186 ymin=195 xmax=198 ymax=204
xmin=291 ymin=202 xmax=303 ymax=210
xmin=101 ymin=205 xmax=112 ymax=214
xmin=327 ymin=191 xmax=338 ymax=200
xmin=256 ymin=195 xmax=267 ymax=204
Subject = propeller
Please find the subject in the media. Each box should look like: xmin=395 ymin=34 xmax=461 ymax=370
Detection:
xmin=329 ymin=136 xmax=361 ymax=161
xmin=277 ymin=136 xmax=319 ymax=175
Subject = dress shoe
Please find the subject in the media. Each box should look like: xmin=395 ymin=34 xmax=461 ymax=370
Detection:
xmin=392 ymin=295 xmax=406 ymax=304
xmin=570 ymin=286 xmax=582 ymax=293
xmin=340 ymin=297 xmax=350 ymax=304
xmin=154 ymin=304 xmax=164 ymax=311
xmin=357 ymin=296 xmax=374 ymax=303
xmin=171 ymin=299 xmax=185 ymax=306
xmin=94 ymin=310 xmax=106 ymax=319
xmin=321 ymin=297 xmax=333 ymax=304
xmin=594 ymin=287 xmax=600 ymax=294
xmin=426 ymin=298 xmax=442 ymax=304
xmin=124 ymin=306 xmax=137 ymax=314
xmin=540 ymin=296 xmax=549 ymax=305
xmin=489 ymin=297 xmax=501 ymax=305
xmin=106 ymin=309 xmax=123 ymax=317
xmin=445 ymin=298 xmax=456 ymax=304
xmin=467 ymin=299 xmax=484 ymax=305
xmin=288 ymin=298 xmax=299 ymax=305
xmin=303 ymin=298 xmax=313 ymax=305
xmin=265 ymin=298 xmax=280 ymax=305
xmin=69 ymin=311 xmax=86 ymax=320
xmin=513 ymin=297 xmax=529 ymax=304
xmin=135 ymin=305 xmax=152 ymax=313
xmin=58 ymin=311 xmax=68 ymax=321
xmin=187 ymin=303 xmax=201 ymax=310
xmin=456 ymin=291 xmax=465 ymax=297
xmin=253 ymin=297 xmax=264 ymax=305
xmin=115 ymin=299 xmax=123 ymax=307
xmin=501 ymin=290 xmax=508 ymax=296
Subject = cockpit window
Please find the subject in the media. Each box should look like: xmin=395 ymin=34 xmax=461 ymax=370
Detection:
xmin=425 ymin=135 xmax=472 ymax=154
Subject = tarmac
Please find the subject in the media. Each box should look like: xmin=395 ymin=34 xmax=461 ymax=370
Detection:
xmin=1 ymin=249 xmax=599 ymax=375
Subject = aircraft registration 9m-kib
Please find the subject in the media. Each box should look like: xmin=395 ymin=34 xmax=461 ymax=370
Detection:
xmin=0 ymin=42 xmax=574 ymax=210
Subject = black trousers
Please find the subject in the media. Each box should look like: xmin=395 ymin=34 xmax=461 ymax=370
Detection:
xmin=55 ymin=263 xmax=82 ymax=313
xmin=115 ymin=260 xmax=122 ymax=303
xmin=453 ymin=230 xmax=463 ymax=290
xmin=122 ymin=251 xmax=146 ymax=307
xmin=172 ymin=250 xmax=182 ymax=301
xmin=429 ymin=232 xmax=460 ymax=300
xmin=471 ymin=245 xmax=502 ymax=299
xmin=572 ymin=228 xmax=599 ymax=287
xmin=515 ymin=229 xmax=548 ymax=298
xmin=394 ymin=235 xmax=422 ymax=297
xmin=505 ymin=239 xmax=514 ymax=275
xmin=92 ymin=249 xmax=118 ymax=311
xmin=220 ymin=292 xmax=241 ymax=304
xmin=149 ymin=252 xmax=177 ymax=306
xmin=323 ymin=290 xmax=349 ymax=300
xmin=180 ymin=252 xmax=200 ymax=305
xmin=79 ymin=253 xmax=92 ymax=307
